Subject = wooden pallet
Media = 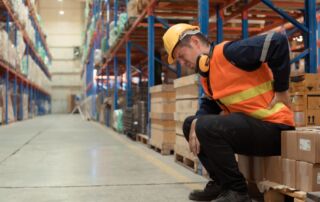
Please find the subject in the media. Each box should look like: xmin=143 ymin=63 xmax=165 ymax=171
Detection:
xmin=136 ymin=133 xmax=149 ymax=145
xmin=174 ymin=152 xmax=199 ymax=173
xmin=149 ymin=144 xmax=174 ymax=155
xmin=258 ymin=181 xmax=307 ymax=202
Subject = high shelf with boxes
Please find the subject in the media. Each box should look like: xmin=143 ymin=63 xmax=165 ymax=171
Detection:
xmin=0 ymin=0 xmax=52 ymax=125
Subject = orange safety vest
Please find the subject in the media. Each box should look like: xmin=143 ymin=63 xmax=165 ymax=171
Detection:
xmin=200 ymin=42 xmax=295 ymax=126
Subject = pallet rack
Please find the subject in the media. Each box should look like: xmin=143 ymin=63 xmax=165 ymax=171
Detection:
xmin=0 ymin=0 xmax=52 ymax=125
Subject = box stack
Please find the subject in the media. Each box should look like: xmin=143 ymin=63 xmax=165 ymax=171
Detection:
xmin=149 ymin=84 xmax=175 ymax=155
xmin=290 ymin=73 xmax=320 ymax=126
xmin=173 ymin=74 xmax=200 ymax=173
xmin=281 ymin=128 xmax=320 ymax=192
xmin=238 ymin=127 xmax=320 ymax=193
xmin=238 ymin=155 xmax=282 ymax=184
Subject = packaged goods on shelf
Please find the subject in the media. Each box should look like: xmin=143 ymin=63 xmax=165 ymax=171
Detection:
xmin=94 ymin=49 xmax=102 ymax=66
xmin=16 ymin=31 xmax=26 ymax=61
xmin=127 ymin=0 xmax=139 ymax=18
xmin=127 ymin=0 xmax=149 ymax=16
xmin=0 ymin=30 xmax=9 ymax=61
xmin=108 ymin=13 xmax=128 ymax=47
xmin=0 ymin=30 xmax=20 ymax=69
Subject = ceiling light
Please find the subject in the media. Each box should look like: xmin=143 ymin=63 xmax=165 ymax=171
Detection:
xmin=59 ymin=10 xmax=65 ymax=15
xmin=58 ymin=0 xmax=63 ymax=2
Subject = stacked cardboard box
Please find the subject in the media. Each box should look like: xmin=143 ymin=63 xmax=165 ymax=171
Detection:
xmin=173 ymin=74 xmax=200 ymax=171
xmin=238 ymin=155 xmax=282 ymax=184
xmin=149 ymin=84 xmax=176 ymax=155
xmin=238 ymin=127 xmax=320 ymax=192
xmin=281 ymin=128 xmax=320 ymax=192
xmin=290 ymin=73 xmax=320 ymax=126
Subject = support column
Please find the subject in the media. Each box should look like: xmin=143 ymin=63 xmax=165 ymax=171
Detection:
xmin=242 ymin=1 xmax=249 ymax=39
xmin=114 ymin=57 xmax=119 ymax=110
xmin=13 ymin=76 xmax=17 ymax=120
xmin=147 ymin=8 xmax=155 ymax=138
xmin=19 ymin=81 xmax=23 ymax=120
xmin=305 ymin=0 xmax=317 ymax=73
xmin=216 ymin=4 xmax=223 ymax=43
xmin=126 ymin=41 xmax=132 ymax=108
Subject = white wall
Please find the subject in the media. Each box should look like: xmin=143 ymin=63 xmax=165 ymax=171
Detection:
xmin=39 ymin=0 xmax=85 ymax=113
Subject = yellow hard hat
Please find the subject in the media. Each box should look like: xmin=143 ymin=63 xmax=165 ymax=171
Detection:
xmin=163 ymin=23 xmax=200 ymax=64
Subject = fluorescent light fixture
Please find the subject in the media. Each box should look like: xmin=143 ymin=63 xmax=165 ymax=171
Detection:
xmin=59 ymin=10 xmax=65 ymax=15
xmin=58 ymin=0 xmax=63 ymax=2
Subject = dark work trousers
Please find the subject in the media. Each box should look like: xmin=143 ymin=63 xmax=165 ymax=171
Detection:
xmin=183 ymin=113 xmax=294 ymax=192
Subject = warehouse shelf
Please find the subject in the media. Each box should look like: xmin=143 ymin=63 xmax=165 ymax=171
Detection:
xmin=0 ymin=0 xmax=52 ymax=125
xmin=0 ymin=0 xmax=52 ymax=80
xmin=25 ymin=0 xmax=52 ymax=61
xmin=0 ymin=60 xmax=50 ymax=96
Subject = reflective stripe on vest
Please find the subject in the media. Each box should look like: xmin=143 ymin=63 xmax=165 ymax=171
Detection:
xmin=250 ymin=102 xmax=286 ymax=120
xmin=220 ymin=80 xmax=273 ymax=106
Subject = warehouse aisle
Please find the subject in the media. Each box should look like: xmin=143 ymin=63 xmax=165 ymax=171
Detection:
xmin=0 ymin=115 xmax=206 ymax=202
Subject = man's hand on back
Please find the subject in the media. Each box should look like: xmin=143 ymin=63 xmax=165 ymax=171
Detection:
xmin=268 ymin=90 xmax=292 ymax=110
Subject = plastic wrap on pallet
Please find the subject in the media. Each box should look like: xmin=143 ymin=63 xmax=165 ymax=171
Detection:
xmin=138 ymin=101 xmax=147 ymax=134
xmin=112 ymin=109 xmax=123 ymax=133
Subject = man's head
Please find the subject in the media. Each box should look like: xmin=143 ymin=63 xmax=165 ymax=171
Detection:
xmin=163 ymin=23 xmax=210 ymax=69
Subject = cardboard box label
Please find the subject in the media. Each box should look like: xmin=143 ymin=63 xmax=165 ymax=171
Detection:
xmin=299 ymin=138 xmax=311 ymax=151
xmin=318 ymin=173 xmax=320 ymax=185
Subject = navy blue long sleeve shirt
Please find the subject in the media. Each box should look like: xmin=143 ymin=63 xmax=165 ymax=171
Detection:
xmin=196 ymin=32 xmax=291 ymax=117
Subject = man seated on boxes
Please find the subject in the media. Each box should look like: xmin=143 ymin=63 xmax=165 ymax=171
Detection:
xmin=162 ymin=24 xmax=295 ymax=202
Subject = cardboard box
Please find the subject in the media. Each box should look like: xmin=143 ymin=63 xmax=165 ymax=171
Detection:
xmin=305 ymin=74 xmax=319 ymax=92
xmin=297 ymin=130 xmax=320 ymax=163
xmin=238 ymin=155 xmax=251 ymax=180
xmin=265 ymin=156 xmax=282 ymax=184
xmin=237 ymin=155 xmax=265 ymax=182
xmin=308 ymin=96 xmax=320 ymax=110
xmin=307 ymin=110 xmax=320 ymax=126
xmin=282 ymin=158 xmax=296 ymax=188
xmin=281 ymin=130 xmax=298 ymax=159
xmin=296 ymin=161 xmax=320 ymax=192
xmin=291 ymin=93 xmax=307 ymax=111
xmin=290 ymin=81 xmax=306 ymax=93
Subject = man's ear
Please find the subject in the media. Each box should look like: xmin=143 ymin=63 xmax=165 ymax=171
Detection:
xmin=190 ymin=35 xmax=200 ymax=48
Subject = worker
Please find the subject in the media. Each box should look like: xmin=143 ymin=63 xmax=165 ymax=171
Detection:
xmin=162 ymin=24 xmax=295 ymax=202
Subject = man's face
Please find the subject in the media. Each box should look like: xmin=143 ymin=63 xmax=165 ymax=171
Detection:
xmin=172 ymin=42 xmax=200 ymax=69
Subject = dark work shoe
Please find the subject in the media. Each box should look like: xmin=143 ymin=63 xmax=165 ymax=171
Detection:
xmin=212 ymin=190 xmax=252 ymax=202
xmin=189 ymin=181 xmax=222 ymax=201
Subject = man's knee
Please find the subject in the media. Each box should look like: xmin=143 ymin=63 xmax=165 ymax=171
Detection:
xmin=182 ymin=115 xmax=197 ymax=141
xmin=195 ymin=115 xmax=221 ymax=140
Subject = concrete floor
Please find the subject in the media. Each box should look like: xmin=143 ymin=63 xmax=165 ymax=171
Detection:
xmin=0 ymin=115 xmax=207 ymax=202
